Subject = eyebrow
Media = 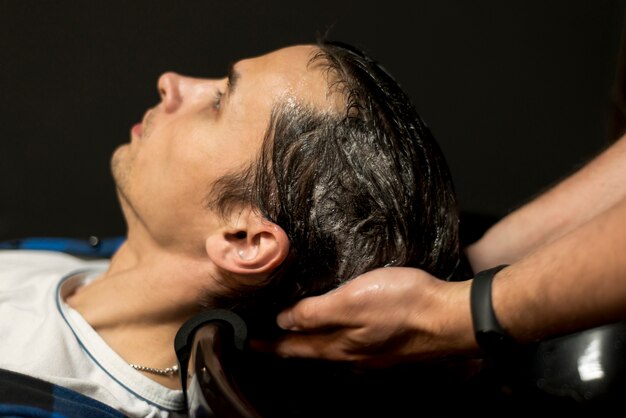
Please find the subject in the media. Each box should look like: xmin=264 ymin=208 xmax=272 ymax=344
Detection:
xmin=226 ymin=62 xmax=241 ymax=98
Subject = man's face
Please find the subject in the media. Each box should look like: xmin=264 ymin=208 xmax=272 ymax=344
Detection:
xmin=111 ymin=45 xmax=336 ymax=253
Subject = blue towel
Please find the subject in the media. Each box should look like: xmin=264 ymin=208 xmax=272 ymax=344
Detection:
xmin=0 ymin=368 xmax=126 ymax=418
xmin=0 ymin=236 xmax=125 ymax=258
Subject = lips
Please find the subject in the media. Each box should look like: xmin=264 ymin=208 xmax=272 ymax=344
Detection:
xmin=131 ymin=108 xmax=154 ymax=139
xmin=131 ymin=122 xmax=143 ymax=137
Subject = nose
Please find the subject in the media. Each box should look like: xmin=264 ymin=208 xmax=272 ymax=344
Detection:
xmin=158 ymin=72 xmax=183 ymax=113
xmin=157 ymin=72 xmax=220 ymax=113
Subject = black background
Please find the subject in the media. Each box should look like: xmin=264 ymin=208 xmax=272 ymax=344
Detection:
xmin=1 ymin=0 xmax=624 ymax=241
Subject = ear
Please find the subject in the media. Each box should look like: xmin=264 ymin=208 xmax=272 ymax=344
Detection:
xmin=205 ymin=207 xmax=290 ymax=277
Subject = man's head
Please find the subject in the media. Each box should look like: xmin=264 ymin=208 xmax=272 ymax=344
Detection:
xmin=111 ymin=45 xmax=336 ymax=254
xmin=111 ymin=41 xmax=460 ymax=334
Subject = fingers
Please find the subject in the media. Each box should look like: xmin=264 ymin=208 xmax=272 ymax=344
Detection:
xmin=277 ymin=286 xmax=357 ymax=331
xmin=252 ymin=267 xmax=462 ymax=368
xmin=249 ymin=332 xmax=405 ymax=368
xmin=277 ymin=267 xmax=426 ymax=332
xmin=276 ymin=298 xmax=327 ymax=331
xmin=250 ymin=332 xmax=357 ymax=362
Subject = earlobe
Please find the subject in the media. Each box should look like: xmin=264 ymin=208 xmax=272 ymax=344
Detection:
xmin=205 ymin=208 xmax=289 ymax=277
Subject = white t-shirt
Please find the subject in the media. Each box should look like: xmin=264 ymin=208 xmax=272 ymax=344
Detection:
xmin=0 ymin=250 xmax=188 ymax=417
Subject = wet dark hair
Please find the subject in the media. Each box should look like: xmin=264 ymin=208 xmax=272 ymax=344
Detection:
xmin=207 ymin=40 xmax=461 ymax=335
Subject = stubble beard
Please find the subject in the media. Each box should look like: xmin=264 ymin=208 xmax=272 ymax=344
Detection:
xmin=110 ymin=144 xmax=134 ymax=214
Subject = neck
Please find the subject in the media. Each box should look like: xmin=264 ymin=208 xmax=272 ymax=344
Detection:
xmin=66 ymin=232 xmax=222 ymax=390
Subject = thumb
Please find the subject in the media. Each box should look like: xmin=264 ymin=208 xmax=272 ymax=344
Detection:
xmin=276 ymin=291 xmax=348 ymax=332
xmin=277 ymin=308 xmax=297 ymax=330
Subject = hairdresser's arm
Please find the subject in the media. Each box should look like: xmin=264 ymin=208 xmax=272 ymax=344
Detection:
xmin=467 ymin=132 xmax=626 ymax=272
xmin=263 ymin=197 xmax=626 ymax=366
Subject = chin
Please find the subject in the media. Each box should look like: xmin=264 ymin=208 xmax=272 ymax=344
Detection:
xmin=110 ymin=146 xmax=132 ymax=191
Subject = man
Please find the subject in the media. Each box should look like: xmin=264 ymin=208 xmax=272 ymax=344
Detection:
xmin=0 ymin=40 xmax=462 ymax=417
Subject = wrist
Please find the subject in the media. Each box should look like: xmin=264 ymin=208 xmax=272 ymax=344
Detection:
xmin=438 ymin=279 xmax=481 ymax=356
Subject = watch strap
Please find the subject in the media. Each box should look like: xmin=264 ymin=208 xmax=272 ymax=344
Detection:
xmin=470 ymin=264 xmax=516 ymax=357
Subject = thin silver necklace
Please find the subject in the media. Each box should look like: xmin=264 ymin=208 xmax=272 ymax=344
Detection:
xmin=129 ymin=363 xmax=179 ymax=376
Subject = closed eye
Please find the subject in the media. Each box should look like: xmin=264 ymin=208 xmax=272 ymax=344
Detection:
xmin=212 ymin=63 xmax=239 ymax=111
xmin=213 ymin=90 xmax=224 ymax=109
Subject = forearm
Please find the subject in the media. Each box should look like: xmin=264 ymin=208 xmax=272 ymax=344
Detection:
xmin=467 ymin=133 xmax=626 ymax=272
xmin=491 ymin=196 xmax=626 ymax=344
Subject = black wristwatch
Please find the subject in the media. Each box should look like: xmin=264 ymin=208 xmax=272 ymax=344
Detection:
xmin=470 ymin=264 xmax=517 ymax=358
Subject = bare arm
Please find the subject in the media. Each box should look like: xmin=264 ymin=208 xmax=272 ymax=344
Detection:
xmin=467 ymin=132 xmax=626 ymax=272
xmin=494 ymin=195 xmax=626 ymax=343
